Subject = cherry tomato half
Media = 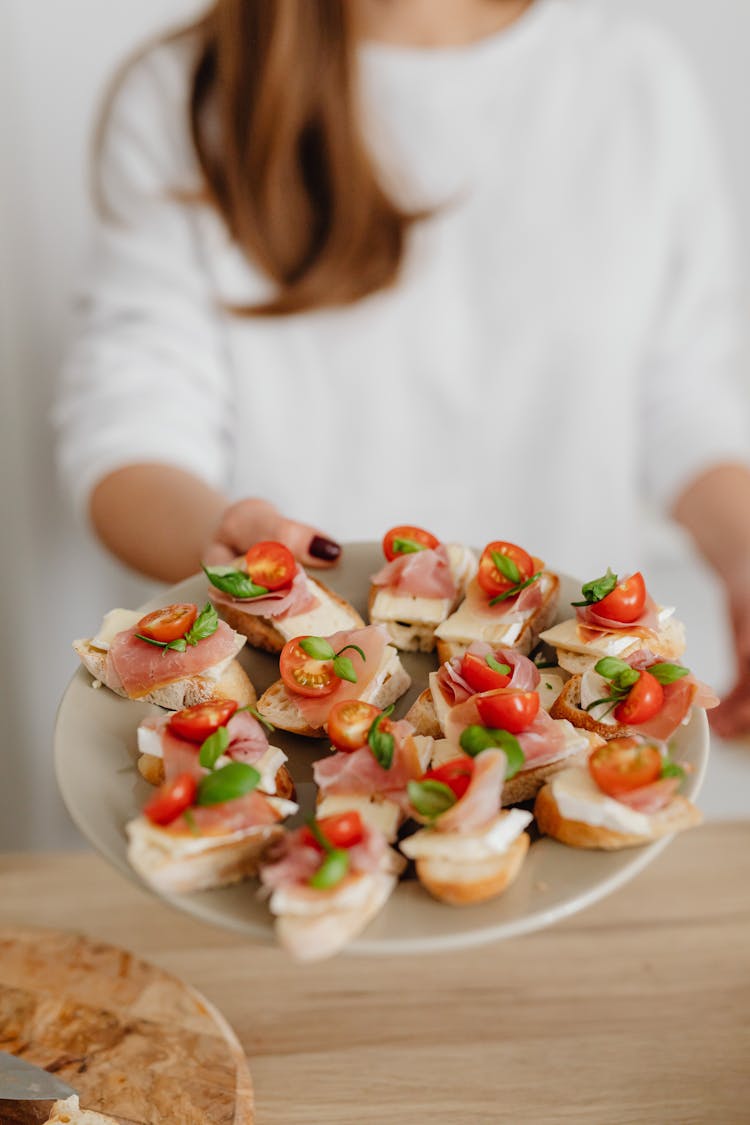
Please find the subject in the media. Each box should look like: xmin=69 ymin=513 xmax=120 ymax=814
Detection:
xmin=143 ymin=772 xmax=198 ymax=826
xmin=300 ymin=811 xmax=365 ymax=852
xmin=595 ymin=571 xmax=647 ymax=623
xmin=327 ymin=700 xmax=381 ymax=752
xmin=382 ymin=525 xmax=440 ymax=562
xmin=168 ymin=699 xmax=238 ymax=744
xmin=279 ymin=637 xmax=339 ymax=698
xmin=588 ymin=738 xmax=663 ymax=798
xmin=137 ymin=603 xmax=197 ymax=643
xmin=244 ymin=540 xmax=296 ymax=591
xmin=476 ymin=689 xmax=539 ymax=734
xmin=460 ymin=652 xmax=512 ymax=694
xmin=423 ymin=757 xmax=475 ymax=800
xmin=477 ymin=541 xmax=535 ymax=598
xmin=613 ymin=669 xmax=664 ymax=725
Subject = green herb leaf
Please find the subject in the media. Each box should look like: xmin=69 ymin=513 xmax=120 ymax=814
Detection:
xmin=196 ymin=762 xmax=260 ymax=806
xmin=202 ymin=564 xmax=269 ymax=600
xmin=238 ymin=705 xmax=275 ymax=732
xmin=299 ymin=636 xmax=336 ymax=661
xmin=458 ymin=726 xmax=525 ymax=777
xmin=166 ymin=637 xmax=188 ymax=653
xmin=184 ymin=601 xmax=219 ymax=645
xmin=305 ymin=816 xmax=333 ymax=853
xmin=572 ymin=568 xmax=618 ymax=607
xmin=368 ymin=712 xmax=395 ymax=769
xmin=649 ymin=663 xmax=691 ymax=686
xmin=661 ymin=761 xmax=686 ymax=780
xmin=407 ymin=779 xmax=457 ymax=819
xmin=309 ymin=848 xmax=349 ymax=889
xmin=460 ymin=725 xmax=499 ymax=757
xmin=594 ymin=657 xmax=632 ymax=680
xmin=391 ymin=536 xmax=428 ymax=555
xmin=491 ymin=550 xmax=521 ymax=584
xmin=198 ymin=725 xmax=230 ymax=770
xmin=488 ymin=571 xmax=542 ymax=606
xmin=545 ymin=682 xmax=553 ymax=690
xmin=332 ymin=655 xmax=357 ymax=683
xmin=336 ymin=643 xmax=366 ymax=663
xmin=486 ymin=655 xmax=511 ymax=676
xmin=182 ymin=809 xmax=201 ymax=837
xmin=584 ymin=696 xmax=620 ymax=716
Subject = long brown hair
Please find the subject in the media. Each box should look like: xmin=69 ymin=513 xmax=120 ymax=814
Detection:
xmin=100 ymin=1 xmax=422 ymax=316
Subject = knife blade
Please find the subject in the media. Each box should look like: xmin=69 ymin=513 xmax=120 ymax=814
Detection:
xmin=0 ymin=1050 xmax=77 ymax=1101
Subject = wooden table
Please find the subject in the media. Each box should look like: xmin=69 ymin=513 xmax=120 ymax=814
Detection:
xmin=1 ymin=823 xmax=748 ymax=1124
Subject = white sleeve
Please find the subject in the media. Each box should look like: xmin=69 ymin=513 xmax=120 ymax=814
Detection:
xmin=639 ymin=34 xmax=750 ymax=511
xmin=54 ymin=46 xmax=234 ymax=522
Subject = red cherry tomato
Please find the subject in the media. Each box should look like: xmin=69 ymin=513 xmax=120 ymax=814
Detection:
xmin=143 ymin=772 xmax=198 ymax=826
xmin=279 ymin=637 xmax=339 ymax=698
xmin=244 ymin=541 xmax=296 ymax=591
xmin=595 ymin=572 xmax=647 ymax=623
xmin=300 ymin=811 xmax=365 ymax=851
xmin=613 ymin=670 xmax=664 ymax=725
xmin=137 ymin=603 xmax=197 ymax=643
xmin=423 ymin=757 xmax=475 ymax=800
xmin=477 ymin=541 xmax=535 ymax=598
xmin=167 ymin=699 xmax=239 ymax=743
xmin=382 ymin=525 xmax=440 ymax=562
xmin=589 ymin=738 xmax=663 ymax=798
xmin=460 ymin=652 xmax=512 ymax=694
xmin=327 ymin=700 xmax=381 ymax=752
xmin=476 ymin=689 xmax=539 ymax=734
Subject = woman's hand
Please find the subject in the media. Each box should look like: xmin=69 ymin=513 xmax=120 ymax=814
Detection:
xmin=203 ymin=498 xmax=341 ymax=569
xmin=710 ymin=579 xmax=750 ymax=738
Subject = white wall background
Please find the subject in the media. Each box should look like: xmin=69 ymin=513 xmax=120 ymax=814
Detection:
xmin=1 ymin=0 xmax=748 ymax=850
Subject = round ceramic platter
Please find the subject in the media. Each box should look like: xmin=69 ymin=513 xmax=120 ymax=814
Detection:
xmin=55 ymin=542 xmax=709 ymax=955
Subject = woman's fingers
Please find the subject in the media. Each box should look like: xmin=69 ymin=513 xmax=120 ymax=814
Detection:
xmin=205 ymin=498 xmax=341 ymax=568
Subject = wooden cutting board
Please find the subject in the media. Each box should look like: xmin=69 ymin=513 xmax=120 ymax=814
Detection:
xmin=0 ymin=926 xmax=253 ymax=1124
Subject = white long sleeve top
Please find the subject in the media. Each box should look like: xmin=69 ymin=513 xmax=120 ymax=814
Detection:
xmin=55 ymin=0 xmax=749 ymax=578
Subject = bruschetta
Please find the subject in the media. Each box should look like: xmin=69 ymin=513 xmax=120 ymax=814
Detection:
xmin=204 ymin=540 xmax=363 ymax=654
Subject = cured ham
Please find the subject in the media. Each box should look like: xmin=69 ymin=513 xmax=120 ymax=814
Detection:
xmin=463 ymin=574 xmax=544 ymax=621
xmin=146 ymin=709 xmax=272 ymax=782
xmin=435 ymin=645 xmax=540 ymax=707
xmin=292 ymin=626 xmax=389 ymax=729
xmin=616 ymin=776 xmax=681 ymax=814
xmin=313 ymin=720 xmax=425 ymax=798
xmin=575 ymin=592 xmax=661 ymax=639
xmin=432 ymin=749 xmax=505 ymax=833
xmin=370 ymin=544 xmax=456 ymax=600
xmin=444 ymin=695 xmax=568 ymax=768
xmin=107 ymin=620 xmax=239 ymax=698
xmin=636 ymin=676 xmax=718 ymax=741
xmin=163 ymin=790 xmax=281 ymax=837
xmin=209 ymin=564 xmax=317 ymax=619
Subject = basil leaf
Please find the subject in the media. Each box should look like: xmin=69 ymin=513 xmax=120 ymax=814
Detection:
xmin=185 ymin=601 xmax=219 ymax=644
xmin=332 ymin=655 xmax=357 ymax=683
xmin=594 ymin=657 xmax=632 ymax=680
xmin=239 ymin=705 xmax=275 ymax=732
xmin=368 ymin=713 xmax=395 ymax=769
xmin=458 ymin=726 xmax=524 ymax=776
xmin=135 ymin=633 xmax=169 ymax=649
xmin=584 ymin=696 xmax=620 ymax=715
xmin=202 ymin=564 xmax=269 ymax=600
xmin=407 ymin=779 xmax=457 ymax=819
xmin=391 ymin=536 xmax=428 ymax=555
xmin=486 ymin=655 xmax=511 ymax=676
xmin=460 ymin=725 xmax=499 ymax=757
xmin=182 ymin=809 xmax=201 ymax=837
xmin=614 ymin=668 xmax=640 ymax=691
xmin=196 ymin=762 xmax=260 ymax=806
xmin=336 ymin=643 xmax=366 ymax=663
xmin=488 ymin=571 xmax=542 ymax=606
xmin=309 ymin=848 xmax=350 ymax=889
xmin=661 ymin=761 xmax=686 ymax=780
xmin=299 ymin=636 xmax=336 ymax=661
xmin=198 ymin=725 xmax=230 ymax=770
xmin=494 ymin=731 xmax=525 ymax=779
xmin=491 ymin=550 xmax=521 ymax=584
xmin=305 ymin=816 xmax=333 ymax=853
xmin=165 ymin=638 xmax=188 ymax=653
xmin=572 ymin=568 xmax=618 ymax=606
xmin=649 ymin=663 xmax=690 ymax=686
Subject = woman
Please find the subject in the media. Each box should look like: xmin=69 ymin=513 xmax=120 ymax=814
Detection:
xmin=56 ymin=0 xmax=750 ymax=733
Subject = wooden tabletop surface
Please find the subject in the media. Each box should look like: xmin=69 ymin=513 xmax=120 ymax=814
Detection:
xmin=1 ymin=823 xmax=748 ymax=1125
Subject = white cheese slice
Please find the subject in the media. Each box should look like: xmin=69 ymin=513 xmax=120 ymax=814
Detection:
xmin=371 ymin=590 xmax=453 ymax=626
xmin=274 ymin=579 xmax=360 ymax=641
xmin=269 ymin=872 xmax=377 ymax=917
xmin=400 ymin=809 xmax=532 ymax=861
xmin=90 ymin=608 xmax=143 ymax=651
xmin=127 ymin=816 xmax=260 ymax=859
xmin=434 ymin=572 xmax=555 ymax=646
xmin=539 ymin=605 xmax=676 ymax=659
xmin=550 ymin=767 xmax=651 ymax=835
xmin=537 ymin=670 xmax=566 ymax=711
xmin=429 ymin=671 xmax=453 ymax=732
xmin=316 ymin=793 xmax=401 ymax=841
xmin=579 ymin=669 xmax=619 ymax=726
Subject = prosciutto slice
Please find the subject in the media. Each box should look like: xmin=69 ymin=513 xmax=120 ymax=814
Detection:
xmin=313 ymin=720 xmax=423 ymax=798
xmin=575 ymin=591 xmax=661 ymax=638
xmin=433 ymin=749 xmax=505 ymax=833
xmin=463 ymin=575 xmax=544 ymax=622
xmin=616 ymin=777 xmax=681 ymax=814
xmin=163 ymin=790 xmax=280 ymax=837
xmin=107 ymin=620 xmax=239 ymax=699
xmin=292 ymin=626 xmax=389 ymax=730
xmin=435 ymin=645 xmax=540 ymax=707
xmin=636 ymin=676 xmax=718 ymax=741
xmin=444 ymin=696 xmax=568 ymax=769
xmin=152 ymin=709 xmax=271 ymax=782
xmin=259 ymin=822 xmax=387 ymax=891
xmin=371 ymin=544 xmax=456 ymax=600
xmin=208 ymin=564 xmax=317 ymax=619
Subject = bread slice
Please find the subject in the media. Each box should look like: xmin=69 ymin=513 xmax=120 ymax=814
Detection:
xmin=126 ymin=816 xmax=284 ymax=894
xmin=501 ymin=730 xmax=600 ymax=805
xmin=435 ymin=573 xmax=560 ymax=665
xmin=212 ymin=575 xmax=364 ymax=654
xmin=414 ymin=832 xmax=529 ymax=906
xmin=549 ymin=674 xmax=635 ymax=741
xmin=543 ymin=615 xmax=687 ymax=676
xmin=42 ymin=1097 xmax=120 ymax=1124
xmin=534 ymin=783 xmax=702 ymax=850
xmin=137 ymin=752 xmax=295 ymax=801
xmin=73 ymin=637 xmax=256 ymax=711
xmin=257 ymin=647 xmax=411 ymax=737
xmin=405 ymin=688 xmax=443 ymax=738
xmin=274 ymin=870 xmax=400 ymax=962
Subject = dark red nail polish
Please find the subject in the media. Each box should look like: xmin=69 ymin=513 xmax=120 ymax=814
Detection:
xmin=309 ymin=535 xmax=341 ymax=561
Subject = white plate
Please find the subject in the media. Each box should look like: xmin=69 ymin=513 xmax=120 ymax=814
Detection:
xmin=55 ymin=543 xmax=709 ymax=954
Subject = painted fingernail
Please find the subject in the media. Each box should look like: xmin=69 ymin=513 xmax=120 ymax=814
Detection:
xmin=309 ymin=535 xmax=341 ymax=561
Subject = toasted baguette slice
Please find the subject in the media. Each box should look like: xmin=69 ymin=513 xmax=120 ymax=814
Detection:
xmin=534 ymin=783 xmax=702 ymax=850
xmin=126 ymin=815 xmax=286 ymax=894
xmin=405 ymin=688 xmax=443 ymax=738
xmin=549 ymin=674 xmax=635 ymax=740
xmin=214 ymin=574 xmax=364 ymax=654
xmin=43 ymin=1097 xmax=120 ymax=1124
xmin=502 ymin=729 xmax=601 ymax=805
xmin=137 ymin=751 xmax=295 ymax=800
xmin=274 ymin=870 xmax=400 ymax=962
xmin=435 ymin=573 xmax=560 ymax=665
xmin=415 ymin=832 xmax=529 ymax=906
xmin=257 ymin=646 xmax=411 ymax=737
xmin=73 ymin=636 xmax=256 ymax=711
xmin=542 ymin=615 xmax=687 ymax=675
